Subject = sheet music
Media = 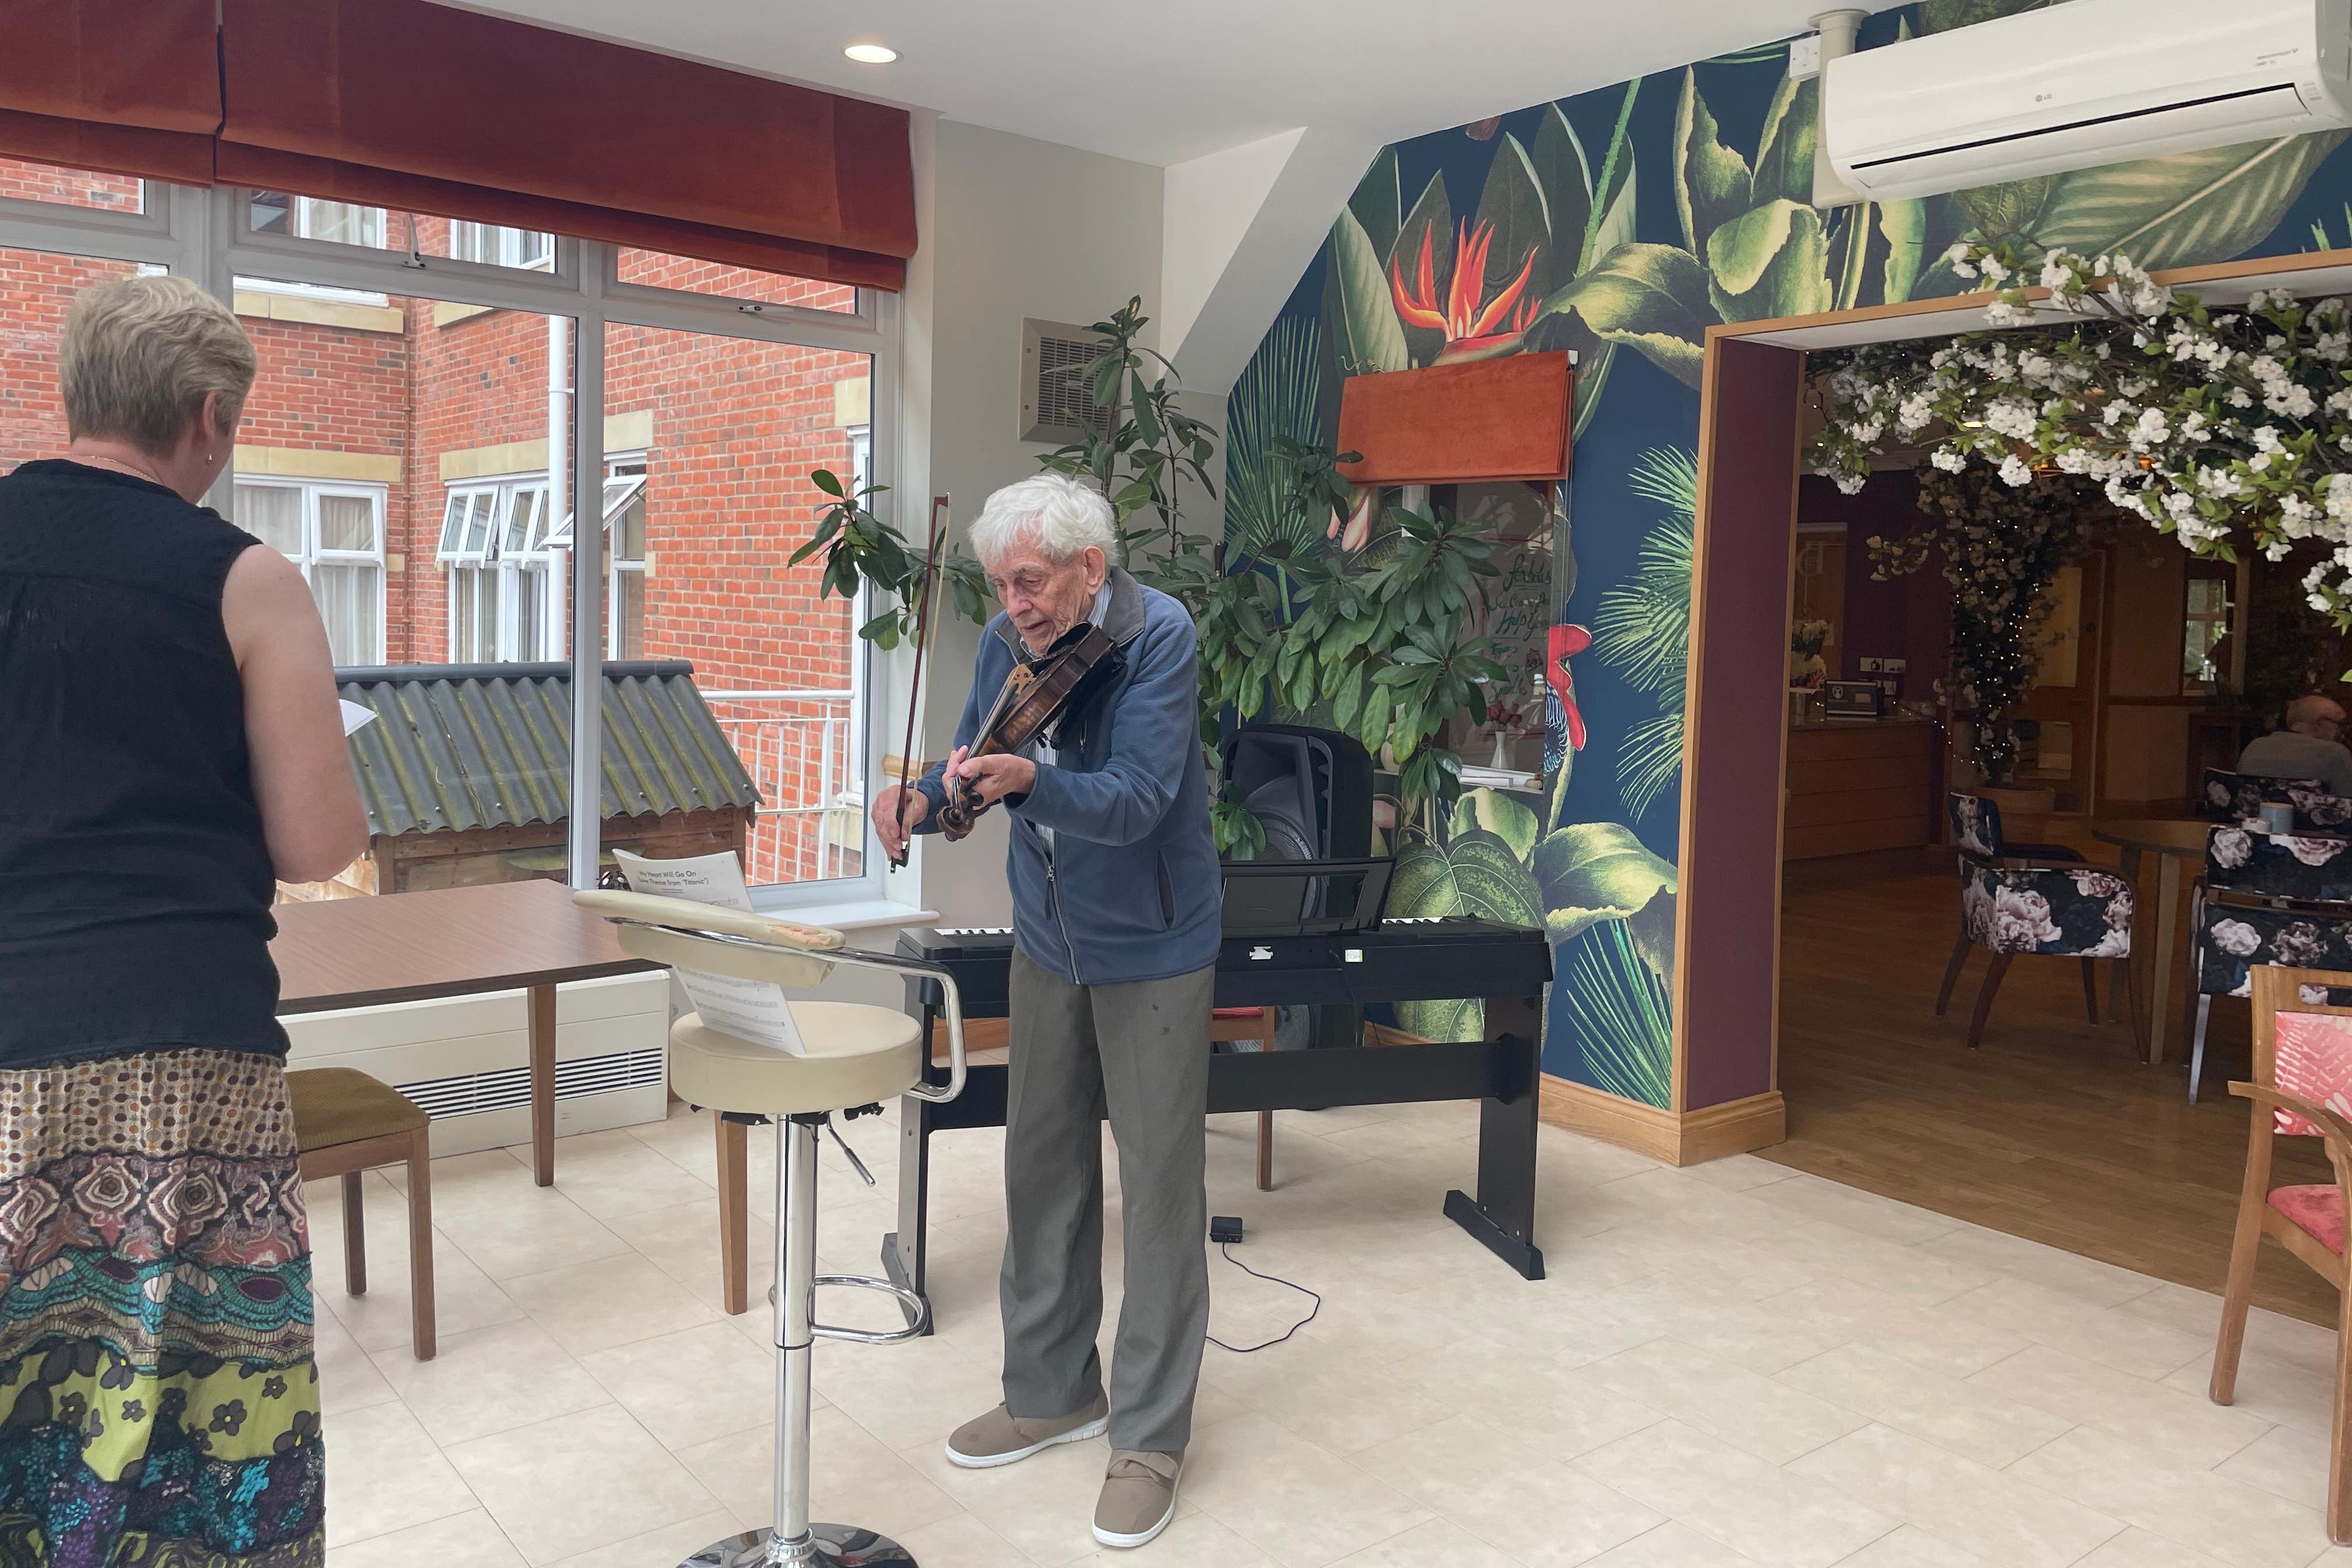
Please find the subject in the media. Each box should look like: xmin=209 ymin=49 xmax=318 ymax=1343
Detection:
xmin=612 ymin=849 xmax=806 ymax=1055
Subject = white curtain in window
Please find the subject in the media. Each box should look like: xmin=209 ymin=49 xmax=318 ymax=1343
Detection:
xmin=236 ymin=484 xmax=302 ymax=556
xmin=317 ymin=494 xmax=377 ymax=551
xmin=311 ymin=564 xmax=378 ymax=665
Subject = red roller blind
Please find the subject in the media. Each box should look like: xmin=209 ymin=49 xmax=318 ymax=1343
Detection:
xmin=0 ymin=0 xmax=219 ymax=185
xmin=1336 ymin=353 xmax=1576 ymax=487
xmin=218 ymin=0 xmax=917 ymax=290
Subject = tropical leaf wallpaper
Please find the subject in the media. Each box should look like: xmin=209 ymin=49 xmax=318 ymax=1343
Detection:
xmin=1225 ymin=0 xmax=2352 ymax=1108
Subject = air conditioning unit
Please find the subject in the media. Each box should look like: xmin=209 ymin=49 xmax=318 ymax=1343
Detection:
xmin=1825 ymin=0 xmax=2352 ymax=202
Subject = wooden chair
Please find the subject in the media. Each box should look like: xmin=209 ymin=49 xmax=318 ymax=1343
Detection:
xmin=2212 ymin=964 xmax=2352 ymax=1542
xmin=285 ymin=1068 xmax=436 ymax=1360
xmin=1211 ymin=1007 xmax=1278 ymax=1191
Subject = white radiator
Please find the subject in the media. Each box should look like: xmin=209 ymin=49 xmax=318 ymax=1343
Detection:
xmin=281 ymin=972 xmax=671 ymax=1157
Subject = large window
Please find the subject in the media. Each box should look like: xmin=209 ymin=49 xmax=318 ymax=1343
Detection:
xmin=0 ymin=166 xmax=892 ymax=907
xmin=604 ymin=323 xmax=872 ymax=884
xmin=236 ymin=478 xmax=389 ymax=664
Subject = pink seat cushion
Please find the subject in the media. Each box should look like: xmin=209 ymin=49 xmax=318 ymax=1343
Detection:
xmin=2271 ymin=1011 xmax=2352 ymax=1135
xmin=2268 ymin=1185 xmax=2348 ymax=1254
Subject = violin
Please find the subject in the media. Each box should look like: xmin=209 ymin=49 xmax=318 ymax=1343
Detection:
xmin=936 ymin=621 xmax=1123 ymax=841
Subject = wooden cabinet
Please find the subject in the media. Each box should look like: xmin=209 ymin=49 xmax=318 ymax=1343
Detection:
xmin=1784 ymin=717 xmax=1938 ymax=860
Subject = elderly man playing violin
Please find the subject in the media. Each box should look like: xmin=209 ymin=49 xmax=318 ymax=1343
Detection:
xmin=871 ymin=472 xmax=1219 ymax=1550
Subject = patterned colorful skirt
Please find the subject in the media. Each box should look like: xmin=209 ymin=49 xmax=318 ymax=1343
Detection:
xmin=0 ymin=1048 xmax=321 ymax=1566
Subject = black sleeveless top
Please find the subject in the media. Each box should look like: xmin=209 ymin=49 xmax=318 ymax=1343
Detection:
xmin=0 ymin=460 xmax=285 ymax=1066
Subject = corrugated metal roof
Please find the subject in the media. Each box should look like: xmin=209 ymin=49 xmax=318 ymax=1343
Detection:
xmin=336 ymin=660 xmax=762 ymax=838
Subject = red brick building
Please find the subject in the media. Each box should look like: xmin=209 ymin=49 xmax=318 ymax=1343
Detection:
xmin=1 ymin=160 xmax=870 ymax=884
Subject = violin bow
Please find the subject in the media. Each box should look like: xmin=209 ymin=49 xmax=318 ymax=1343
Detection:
xmin=888 ymin=494 xmax=951 ymax=868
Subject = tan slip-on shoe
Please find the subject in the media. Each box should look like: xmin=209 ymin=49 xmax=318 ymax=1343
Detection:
xmin=1093 ymin=1449 xmax=1181 ymax=1549
xmin=943 ymin=1394 xmax=1110 ymax=1469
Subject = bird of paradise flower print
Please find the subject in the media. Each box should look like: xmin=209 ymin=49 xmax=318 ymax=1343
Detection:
xmin=1548 ymin=622 xmax=1591 ymax=754
xmin=1390 ymin=219 xmax=1541 ymax=363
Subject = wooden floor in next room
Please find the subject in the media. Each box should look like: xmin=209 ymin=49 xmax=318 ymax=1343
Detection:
xmin=1772 ymin=841 xmax=2342 ymax=1329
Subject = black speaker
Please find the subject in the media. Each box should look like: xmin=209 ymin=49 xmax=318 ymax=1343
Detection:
xmin=1219 ymin=724 xmax=1374 ymax=861
xmin=1217 ymin=725 xmax=1375 ymax=1054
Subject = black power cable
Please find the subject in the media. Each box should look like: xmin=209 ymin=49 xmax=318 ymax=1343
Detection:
xmin=1205 ymin=1243 xmax=1321 ymax=1353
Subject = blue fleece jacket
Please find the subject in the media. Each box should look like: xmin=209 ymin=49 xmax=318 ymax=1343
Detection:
xmin=914 ymin=566 xmax=1220 ymax=986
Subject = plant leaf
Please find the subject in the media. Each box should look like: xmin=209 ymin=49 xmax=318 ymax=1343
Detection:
xmin=1560 ymin=918 xmax=1672 ymax=1108
xmin=1450 ymin=788 xmax=1541 ymax=864
xmin=1473 ymin=131 xmax=1553 ymax=314
xmin=1750 ymin=74 xmax=1817 ymax=209
xmin=1390 ymin=840 xmax=1461 ymax=919
xmin=1349 ymin=145 xmax=1402 ymax=265
xmin=1527 ymin=103 xmax=1594 ymax=285
xmin=1583 ymin=88 xmax=1640 ymax=274
xmin=1706 ymin=200 xmax=1832 ymax=322
xmin=1878 ymin=197 xmax=1930 ymax=304
xmin=1445 ymin=829 xmax=1544 ymax=928
xmin=1544 ymin=242 xmax=1713 ymax=390
xmin=2026 ymin=132 xmax=2351 ymax=270
xmin=810 ymin=468 xmax=843 ymax=497
xmin=1534 ymin=821 xmax=1679 ymax=945
xmin=1673 ymin=66 xmax=1753 ymax=256
xmin=1325 ymin=206 xmax=1410 ymax=376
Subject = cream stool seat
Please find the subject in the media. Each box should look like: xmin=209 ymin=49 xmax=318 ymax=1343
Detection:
xmin=575 ymin=888 xmax=967 ymax=1568
xmin=668 ymin=1005 xmax=922 ymax=1118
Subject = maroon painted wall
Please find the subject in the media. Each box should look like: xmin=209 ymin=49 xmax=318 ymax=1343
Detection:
xmin=1681 ymin=338 xmax=1806 ymax=1112
xmin=1795 ymin=471 xmax=1950 ymax=692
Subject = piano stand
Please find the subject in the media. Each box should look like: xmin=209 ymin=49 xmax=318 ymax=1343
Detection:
xmin=882 ymin=975 xmax=1548 ymax=1332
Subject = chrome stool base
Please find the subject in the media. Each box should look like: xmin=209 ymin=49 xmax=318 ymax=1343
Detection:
xmin=678 ymin=1522 xmax=915 ymax=1567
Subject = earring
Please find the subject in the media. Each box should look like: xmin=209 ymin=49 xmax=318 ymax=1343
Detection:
xmin=205 ymin=453 xmax=216 ymax=466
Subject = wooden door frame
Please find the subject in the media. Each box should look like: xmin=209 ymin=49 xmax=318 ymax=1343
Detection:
xmin=1548 ymin=246 xmax=2352 ymax=1165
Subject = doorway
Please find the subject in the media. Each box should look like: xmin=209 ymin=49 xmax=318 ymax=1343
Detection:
xmin=1679 ymin=257 xmax=2352 ymax=1323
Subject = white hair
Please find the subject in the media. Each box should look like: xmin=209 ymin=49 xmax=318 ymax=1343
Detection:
xmin=969 ymin=473 xmax=1115 ymax=566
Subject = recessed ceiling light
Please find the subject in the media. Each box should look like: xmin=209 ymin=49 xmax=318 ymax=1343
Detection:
xmin=844 ymin=43 xmax=897 ymax=64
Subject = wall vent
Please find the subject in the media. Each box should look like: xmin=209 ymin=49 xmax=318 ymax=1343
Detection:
xmin=1020 ymin=318 xmax=1107 ymax=444
xmin=396 ymin=1046 xmax=664 ymax=1121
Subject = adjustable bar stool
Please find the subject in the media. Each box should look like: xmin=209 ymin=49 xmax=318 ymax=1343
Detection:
xmin=576 ymin=891 xmax=969 ymax=1568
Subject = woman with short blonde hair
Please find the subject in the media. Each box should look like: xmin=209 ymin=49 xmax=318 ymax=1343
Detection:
xmin=0 ymin=272 xmax=363 ymax=1563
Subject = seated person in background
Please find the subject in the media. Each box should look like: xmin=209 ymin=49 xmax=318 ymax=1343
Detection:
xmin=2239 ymin=694 xmax=2352 ymax=797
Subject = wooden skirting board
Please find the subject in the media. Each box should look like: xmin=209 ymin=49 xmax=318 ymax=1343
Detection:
xmin=1541 ymin=1077 xmax=1785 ymax=1167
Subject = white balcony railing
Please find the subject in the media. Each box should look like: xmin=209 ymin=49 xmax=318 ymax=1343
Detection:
xmin=703 ymin=688 xmax=862 ymax=886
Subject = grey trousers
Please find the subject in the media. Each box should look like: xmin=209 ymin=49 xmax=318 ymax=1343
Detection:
xmin=1002 ymin=947 xmax=1214 ymax=1456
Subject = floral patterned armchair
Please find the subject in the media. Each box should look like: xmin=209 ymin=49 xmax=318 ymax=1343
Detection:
xmin=2190 ymin=825 xmax=2352 ymax=1101
xmin=1944 ymin=790 xmax=2083 ymax=866
xmin=1937 ymin=804 xmax=2136 ymax=1051
xmin=2200 ymin=767 xmax=2323 ymax=825
xmin=2290 ymin=786 xmax=2352 ymax=835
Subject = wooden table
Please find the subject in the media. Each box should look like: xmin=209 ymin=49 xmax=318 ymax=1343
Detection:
xmin=2090 ymin=817 xmax=2210 ymax=1066
xmin=272 ymin=880 xmax=654 ymax=1185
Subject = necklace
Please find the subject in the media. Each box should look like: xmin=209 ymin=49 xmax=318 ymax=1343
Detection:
xmin=66 ymin=452 xmax=169 ymax=487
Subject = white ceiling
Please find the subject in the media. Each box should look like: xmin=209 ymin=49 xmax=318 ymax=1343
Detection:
xmin=453 ymin=1 xmax=1905 ymax=166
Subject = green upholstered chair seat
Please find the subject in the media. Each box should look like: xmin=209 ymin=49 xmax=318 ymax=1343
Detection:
xmin=286 ymin=1068 xmax=429 ymax=1153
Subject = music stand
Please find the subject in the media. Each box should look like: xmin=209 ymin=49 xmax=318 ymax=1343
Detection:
xmin=1219 ymin=857 xmax=1395 ymax=939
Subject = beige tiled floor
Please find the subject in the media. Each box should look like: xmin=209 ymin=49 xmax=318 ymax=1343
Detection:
xmin=318 ymin=1097 xmax=2352 ymax=1568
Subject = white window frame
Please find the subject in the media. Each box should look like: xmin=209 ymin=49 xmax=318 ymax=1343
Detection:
xmin=232 ymin=475 xmax=389 ymax=665
xmin=449 ymin=220 xmax=555 ymax=272
xmin=440 ymin=477 xmax=562 ymax=663
xmin=0 ymin=177 xmax=900 ymax=908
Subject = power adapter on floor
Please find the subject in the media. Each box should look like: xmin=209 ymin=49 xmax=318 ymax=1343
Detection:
xmin=1209 ymin=1216 xmax=1244 ymax=1244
